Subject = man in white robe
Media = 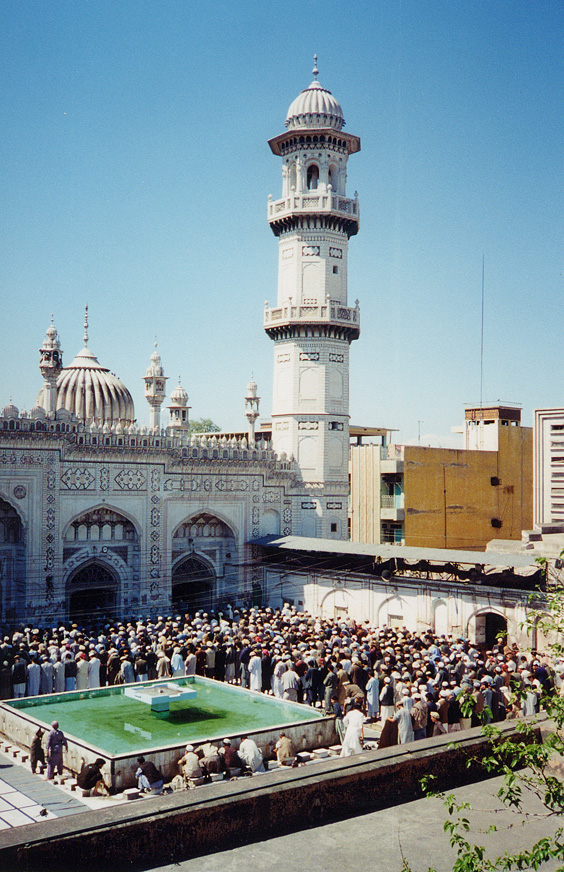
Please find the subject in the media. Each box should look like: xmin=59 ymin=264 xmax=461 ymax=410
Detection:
xmin=340 ymin=703 xmax=365 ymax=757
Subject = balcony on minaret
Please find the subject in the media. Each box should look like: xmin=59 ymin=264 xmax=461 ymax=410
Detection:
xmin=264 ymin=298 xmax=360 ymax=341
xmin=268 ymin=192 xmax=359 ymax=236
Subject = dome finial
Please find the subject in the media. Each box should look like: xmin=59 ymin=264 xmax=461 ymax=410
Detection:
xmin=312 ymin=54 xmax=319 ymax=80
xmin=83 ymin=304 xmax=89 ymax=346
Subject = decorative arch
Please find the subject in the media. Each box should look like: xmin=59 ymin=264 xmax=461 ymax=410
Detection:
xmin=319 ymin=587 xmax=353 ymax=620
xmin=62 ymin=505 xmax=140 ymax=543
xmin=172 ymin=511 xmax=236 ymax=542
xmin=66 ymin=559 xmax=120 ymax=624
xmin=328 ymin=163 xmax=339 ymax=193
xmin=0 ymin=497 xmax=24 ymax=545
xmin=0 ymin=497 xmax=26 ymax=622
xmin=377 ymin=594 xmax=409 ymax=629
xmin=171 ymin=553 xmax=215 ymax=613
xmin=289 ymin=162 xmax=297 ymax=191
xmin=432 ymin=598 xmax=448 ymax=636
xmin=306 ymin=163 xmax=319 ymax=190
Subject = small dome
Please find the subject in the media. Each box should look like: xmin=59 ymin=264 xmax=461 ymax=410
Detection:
xmin=286 ymin=81 xmax=344 ymax=131
xmin=2 ymin=401 xmax=19 ymax=419
xmin=246 ymin=376 xmax=258 ymax=397
xmin=170 ymin=380 xmax=189 ymax=407
xmin=146 ymin=342 xmax=164 ymax=377
xmin=41 ymin=322 xmax=62 ymax=352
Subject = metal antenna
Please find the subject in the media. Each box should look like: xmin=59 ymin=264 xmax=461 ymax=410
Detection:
xmin=480 ymin=256 xmax=485 ymax=408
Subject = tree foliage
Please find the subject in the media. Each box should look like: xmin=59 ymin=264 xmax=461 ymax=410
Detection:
xmin=401 ymin=574 xmax=564 ymax=872
xmin=188 ymin=417 xmax=221 ymax=434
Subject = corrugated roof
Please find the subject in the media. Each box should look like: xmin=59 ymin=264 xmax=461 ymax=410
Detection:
xmin=250 ymin=535 xmax=539 ymax=569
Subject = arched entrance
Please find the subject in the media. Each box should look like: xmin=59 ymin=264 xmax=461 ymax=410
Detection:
xmin=67 ymin=561 xmax=119 ymax=624
xmin=485 ymin=612 xmax=507 ymax=648
xmin=0 ymin=497 xmax=25 ymax=622
xmin=472 ymin=611 xmax=508 ymax=649
xmin=171 ymin=555 xmax=214 ymax=614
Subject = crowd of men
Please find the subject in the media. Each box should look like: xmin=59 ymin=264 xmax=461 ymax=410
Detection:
xmin=0 ymin=606 xmax=561 ymax=751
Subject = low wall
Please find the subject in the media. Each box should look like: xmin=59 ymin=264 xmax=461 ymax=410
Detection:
xmin=0 ymin=720 xmax=541 ymax=872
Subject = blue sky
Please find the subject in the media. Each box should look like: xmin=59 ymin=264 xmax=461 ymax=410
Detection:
xmin=1 ymin=1 xmax=562 ymax=446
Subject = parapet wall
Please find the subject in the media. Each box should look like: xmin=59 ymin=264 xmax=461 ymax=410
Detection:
xmin=0 ymin=720 xmax=542 ymax=871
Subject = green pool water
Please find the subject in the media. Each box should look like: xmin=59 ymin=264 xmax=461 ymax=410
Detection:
xmin=9 ymin=678 xmax=322 ymax=755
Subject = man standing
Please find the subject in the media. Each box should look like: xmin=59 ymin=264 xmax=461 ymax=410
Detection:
xmin=340 ymin=701 xmax=365 ymax=757
xmin=11 ymin=655 xmax=26 ymax=698
xmin=282 ymin=661 xmax=300 ymax=701
xmin=248 ymin=648 xmax=262 ymax=693
xmin=46 ymin=720 xmax=68 ymax=780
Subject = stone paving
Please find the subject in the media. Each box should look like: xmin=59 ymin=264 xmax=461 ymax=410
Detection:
xmin=0 ymin=747 xmax=121 ymax=831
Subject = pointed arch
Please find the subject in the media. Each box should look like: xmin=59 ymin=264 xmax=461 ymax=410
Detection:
xmin=66 ymin=558 xmax=120 ymax=624
xmin=62 ymin=504 xmax=141 ymax=542
xmin=171 ymin=552 xmax=215 ymax=613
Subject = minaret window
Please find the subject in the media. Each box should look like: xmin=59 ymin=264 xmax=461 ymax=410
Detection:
xmin=306 ymin=164 xmax=319 ymax=190
xmin=289 ymin=163 xmax=297 ymax=191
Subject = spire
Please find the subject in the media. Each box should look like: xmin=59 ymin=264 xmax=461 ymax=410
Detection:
xmin=245 ymin=374 xmax=260 ymax=445
xmin=143 ymin=338 xmax=167 ymax=430
xmin=312 ymin=54 xmax=319 ymax=80
xmin=83 ymin=304 xmax=89 ymax=346
xmin=39 ymin=318 xmax=63 ymax=417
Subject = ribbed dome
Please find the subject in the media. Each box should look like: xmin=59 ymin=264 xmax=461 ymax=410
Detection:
xmin=169 ymin=381 xmax=189 ymax=406
xmin=37 ymin=345 xmax=135 ymax=426
xmin=286 ymin=80 xmax=345 ymax=131
xmin=146 ymin=343 xmax=164 ymax=377
xmin=2 ymin=402 xmax=19 ymax=419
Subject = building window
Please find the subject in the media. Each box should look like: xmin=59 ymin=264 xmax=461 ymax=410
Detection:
xmin=306 ymin=164 xmax=319 ymax=190
xmin=330 ymin=522 xmax=338 ymax=533
xmin=333 ymin=265 xmax=338 ymax=274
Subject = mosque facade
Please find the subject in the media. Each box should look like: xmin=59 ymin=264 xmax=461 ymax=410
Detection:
xmin=0 ymin=65 xmax=361 ymax=627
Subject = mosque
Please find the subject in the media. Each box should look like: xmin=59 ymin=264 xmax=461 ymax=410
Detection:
xmin=0 ymin=61 xmax=362 ymax=627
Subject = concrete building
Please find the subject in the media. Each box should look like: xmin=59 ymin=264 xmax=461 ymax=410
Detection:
xmin=349 ymin=404 xmax=533 ymax=551
xmin=533 ymin=407 xmax=564 ymax=529
xmin=255 ymin=536 xmax=543 ymax=649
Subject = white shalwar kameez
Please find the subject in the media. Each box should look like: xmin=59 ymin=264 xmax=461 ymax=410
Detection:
xmin=340 ymin=708 xmax=364 ymax=757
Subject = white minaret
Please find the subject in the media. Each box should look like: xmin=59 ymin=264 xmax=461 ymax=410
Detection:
xmin=245 ymin=376 xmax=260 ymax=445
xmin=265 ymin=58 xmax=360 ymax=539
xmin=39 ymin=319 xmax=63 ymax=417
xmin=144 ymin=341 xmax=168 ymax=431
xmin=167 ymin=378 xmax=190 ymax=432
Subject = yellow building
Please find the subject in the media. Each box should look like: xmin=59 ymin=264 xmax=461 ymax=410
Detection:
xmin=349 ymin=405 xmax=532 ymax=551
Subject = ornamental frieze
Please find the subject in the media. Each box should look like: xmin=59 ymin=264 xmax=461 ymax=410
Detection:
xmin=215 ymin=480 xmax=248 ymax=492
xmin=263 ymin=491 xmax=279 ymax=503
xmin=114 ymin=469 xmax=146 ymax=490
xmin=60 ymin=468 xmax=95 ymax=490
xmin=164 ymin=478 xmax=201 ymax=492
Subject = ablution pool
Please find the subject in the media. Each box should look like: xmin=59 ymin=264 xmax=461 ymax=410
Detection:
xmin=0 ymin=676 xmax=336 ymax=789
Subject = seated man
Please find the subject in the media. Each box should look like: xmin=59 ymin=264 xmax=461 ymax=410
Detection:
xmin=135 ymin=756 xmax=164 ymax=795
xmin=77 ymin=758 xmax=109 ymax=796
xmin=274 ymin=731 xmax=296 ymax=766
xmin=238 ymin=735 xmax=265 ymax=773
xmin=199 ymin=741 xmax=223 ymax=776
xmin=218 ymin=738 xmax=244 ymax=774
xmin=178 ymin=744 xmax=203 ymax=783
